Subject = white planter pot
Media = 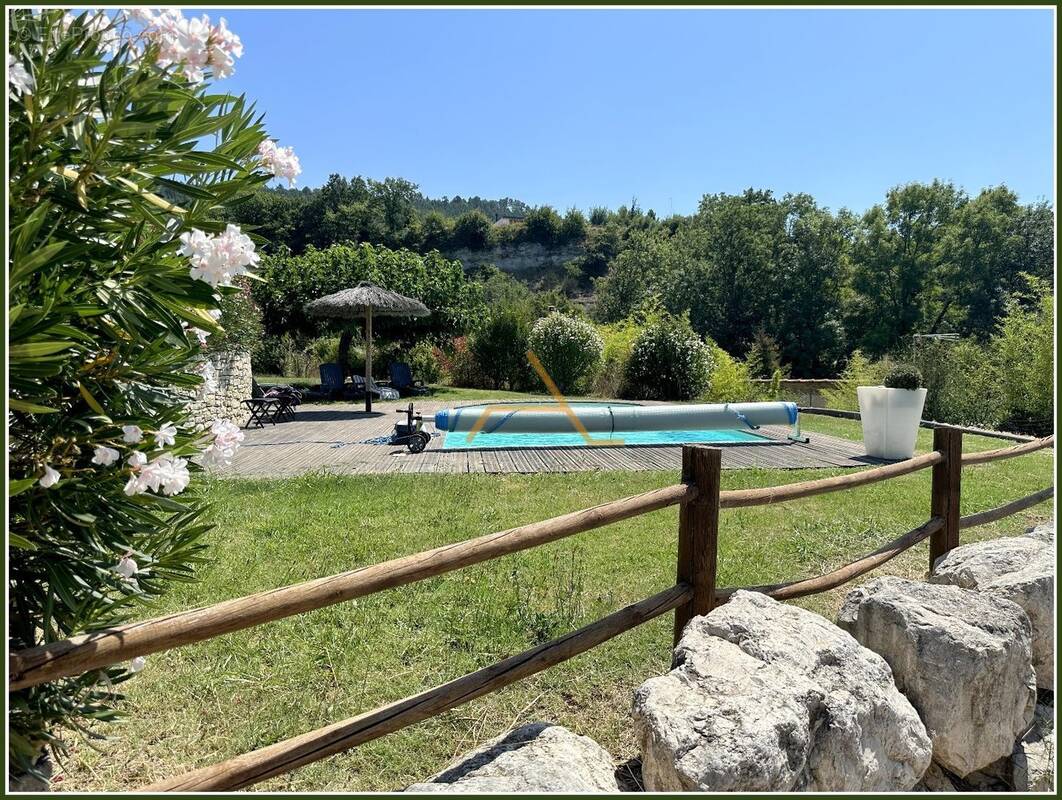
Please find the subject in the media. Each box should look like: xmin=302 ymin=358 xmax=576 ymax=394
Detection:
xmin=857 ymin=386 xmax=927 ymax=460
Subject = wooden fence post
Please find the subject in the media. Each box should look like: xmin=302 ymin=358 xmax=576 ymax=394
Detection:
xmin=673 ymin=446 xmax=722 ymax=648
xmin=929 ymin=426 xmax=963 ymax=571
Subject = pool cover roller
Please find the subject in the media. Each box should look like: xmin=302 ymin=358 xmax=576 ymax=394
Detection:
xmin=434 ymin=401 xmax=798 ymax=435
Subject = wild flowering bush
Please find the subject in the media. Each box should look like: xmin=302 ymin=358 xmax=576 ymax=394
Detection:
xmin=527 ymin=312 xmax=604 ymax=394
xmin=623 ymin=314 xmax=714 ymax=400
xmin=7 ymin=9 xmax=297 ymax=781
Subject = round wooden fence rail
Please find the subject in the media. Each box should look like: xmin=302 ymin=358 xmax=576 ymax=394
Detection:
xmin=715 ymin=517 xmax=944 ymax=603
xmin=961 ymin=434 xmax=1054 ymax=465
xmin=8 ymin=482 xmax=697 ymax=691
xmin=718 ymin=450 xmax=943 ymax=509
xmin=142 ymin=584 xmax=691 ymax=792
xmin=9 ymin=426 xmax=1053 ymax=792
xmin=958 ymin=486 xmax=1055 ymax=530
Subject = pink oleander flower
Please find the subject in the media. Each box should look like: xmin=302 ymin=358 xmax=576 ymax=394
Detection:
xmin=202 ymin=418 xmax=244 ymax=468
xmin=179 ymin=224 xmax=259 ymax=288
xmin=140 ymin=9 xmax=245 ymax=83
xmin=257 ymin=139 xmax=302 ymax=187
xmin=127 ymin=450 xmax=148 ymax=470
xmin=39 ymin=465 xmax=61 ymax=488
xmin=91 ymin=445 xmax=121 ymax=466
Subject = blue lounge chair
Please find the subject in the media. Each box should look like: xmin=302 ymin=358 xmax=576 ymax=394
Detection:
xmin=319 ymin=363 xmax=349 ymax=400
xmin=353 ymin=374 xmax=400 ymax=401
xmin=389 ymin=362 xmax=430 ymax=397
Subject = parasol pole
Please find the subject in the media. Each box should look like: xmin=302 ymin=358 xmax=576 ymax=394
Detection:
xmin=364 ymin=306 xmax=373 ymax=413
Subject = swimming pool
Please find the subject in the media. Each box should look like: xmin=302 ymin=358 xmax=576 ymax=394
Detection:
xmin=441 ymin=427 xmax=771 ymax=451
xmin=435 ymin=400 xmax=791 ymax=450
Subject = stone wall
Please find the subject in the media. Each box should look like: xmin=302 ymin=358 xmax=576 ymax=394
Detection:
xmin=185 ymin=350 xmax=252 ymax=430
xmin=445 ymin=241 xmax=585 ymax=273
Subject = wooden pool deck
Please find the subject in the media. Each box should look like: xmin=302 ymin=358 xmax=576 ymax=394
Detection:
xmin=218 ymin=399 xmax=888 ymax=478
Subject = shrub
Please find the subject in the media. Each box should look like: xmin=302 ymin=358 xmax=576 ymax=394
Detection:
xmin=252 ymin=335 xmax=285 ymax=374
xmin=407 ymin=340 xmax=442 ymax=384
xmin=624 ymin=315 xmax=714 ymax=400
xmin=470 ymin=310 xmax=532 ymax=390
xmin=7 ymin=9 xmax=281 ymax=781
xmin=204 ymin=281 xmax=263 ymax=357
xmin=589 ymin=206 xmax=610 ymax=226
xmin=523 ymin=206 xmax=563 ymax=246
xmin=560 ymin=208 xmax=588 ymax=243
xmin=884 ymin=364 xmax=923 ymax=390
xmin=527 ymin=313 xmax=604 ymax=394
xmin=745 ymin=328 xmax=788 ymax=379
xmin=593 ymin=321 xmax=643 ymax=397
xmin=445 ymin=336 xmax=490 ymax=389
xmin=821 ymin=351 xmax=893 ymax=411
xmin=450 ymin=210 xmax=492 ymax=250
xmin=914 ymin=340 xmax=1003 ymax=428
xmin=991 ymin=278 xmax=1054 ymax=434
xmin=704 ymin=344 xmax=755 ymax=402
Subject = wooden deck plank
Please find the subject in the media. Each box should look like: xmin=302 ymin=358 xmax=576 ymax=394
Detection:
xmin=220 ymin=399 xmax=882 ymax=478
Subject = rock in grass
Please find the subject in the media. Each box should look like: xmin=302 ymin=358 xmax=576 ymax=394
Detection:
xmin=633 ymin=591 xmax=931 ymax=791
xmin=930 ymin=533 xmax=1054 ymax=689
xmin=838 ymin=577 xmax=1036 ymax=777
xmin=404 ymin=722 xmax=620 ymax=792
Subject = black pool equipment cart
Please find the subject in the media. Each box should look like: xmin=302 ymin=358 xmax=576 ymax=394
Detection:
xmin=393 ymin=403 xmax=431 ymax=453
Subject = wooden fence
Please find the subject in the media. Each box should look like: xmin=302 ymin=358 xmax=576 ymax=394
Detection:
xmin=8 ymin=426 xmax=1055 ymax=792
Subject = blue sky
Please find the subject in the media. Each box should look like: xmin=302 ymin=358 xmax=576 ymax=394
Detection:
xmin=209 ymin=7 xmax=1054 ymax=215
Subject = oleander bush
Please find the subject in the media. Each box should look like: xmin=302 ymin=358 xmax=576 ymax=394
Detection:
xmin=527 ymin=312 xmax=604 ymax=394
xmin=7 ymin=8 xmax=291 ymax=783
xmin=623 ymin=313 xmax=714 ymax=400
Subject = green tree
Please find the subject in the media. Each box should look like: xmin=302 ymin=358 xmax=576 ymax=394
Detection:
xmin=560 ymin=208 xmax=588 ymax=243
xmin=450 ymin=210 xmax=492 ymax=250
xmin=523 ymin=205 xmax=563 ymax=246
xmin=470 ymin=309 xmax=532 ymax=390
xmin=846 ymin=180 xmax=965 ymax=355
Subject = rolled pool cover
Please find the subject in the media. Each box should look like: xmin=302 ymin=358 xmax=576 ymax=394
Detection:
xmin=434 ymin=401 xmax=798 ymax=435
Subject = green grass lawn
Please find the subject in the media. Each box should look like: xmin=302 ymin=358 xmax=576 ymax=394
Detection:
xmin=58 ymin=417 xmax=1053 ymax=792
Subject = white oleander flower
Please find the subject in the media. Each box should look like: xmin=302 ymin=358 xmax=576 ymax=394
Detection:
xmin=129 ymin=656 xmax=147 ymax=673
xmin=91 ymin=445 xmax=121 ymax=466
xmin=8 ymin=54 xmax=34 ymax=96
xmin=122 ymin=424 xmax=144 ymax=443
xmin=39 ymin=465 xmax=61 ymax=488
xmin=154 ymin=423 xmax=178 ymax=448
xmin=115 ymin=556 xmax=139 ymax=579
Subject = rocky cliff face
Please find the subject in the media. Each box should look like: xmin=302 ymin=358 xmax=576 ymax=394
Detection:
xmin=445 ymin=241 xmax=585 ymax=273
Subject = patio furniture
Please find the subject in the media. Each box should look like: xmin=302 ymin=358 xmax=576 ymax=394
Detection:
xmin=389 ymin=362 xmax=430 ymax=397
xmin=319 ymin=363 xmax=350 ymax=400
xmin=352 ymin=374 xmax=400 ymax=401
xmin=242 ymin=379 xmax=296 ymax=428
xmin=305 ymin=282 xmax=430 ymax=412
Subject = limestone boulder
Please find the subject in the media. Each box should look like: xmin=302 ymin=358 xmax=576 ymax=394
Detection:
xmin=1012 ymin=697 xmax=1055 ymax=792
xmin=633 ymin=591 xmax=931 ymax=791
xmin=405 ymin=722 xmax=620 ymax=793
xmin=838 ymin=577 xmax=1036 ymax=777
xmin=1025 ymin=520 xmax=1054 ymax=545
xmin=931 ymin=534 xmax=1054 ymax=689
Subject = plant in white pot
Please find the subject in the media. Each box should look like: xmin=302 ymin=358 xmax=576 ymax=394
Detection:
xmin=857 ymin=365 xmax=927 ymax=460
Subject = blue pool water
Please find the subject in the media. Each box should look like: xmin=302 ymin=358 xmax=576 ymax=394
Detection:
xmin=441 ymin=428 xmax=769 ymax=451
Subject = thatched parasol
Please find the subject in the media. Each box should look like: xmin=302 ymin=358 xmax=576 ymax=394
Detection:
xmin=305 ymin=281 xmax=430 ymax=412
